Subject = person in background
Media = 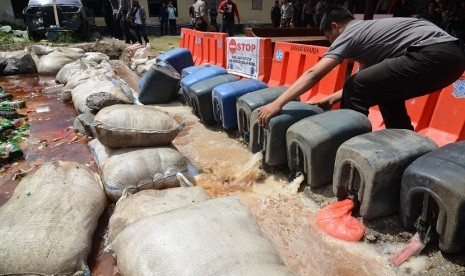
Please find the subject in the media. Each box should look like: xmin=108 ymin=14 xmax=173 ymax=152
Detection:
xmin=194 ymin=0 xmax=213 ymax=31
xmin=303 ymin=0 xmax=316 ymax=27
xmin=189 ymin=0 xmax=197 ymax=28
xmin=258 ymin=6 xmax=465 ymax=131
xmin=167 ymin=1 xmax=178 ymax=35
xmin=103 ymin=0 xmax=116 ymax=37
xmin=418 ymin=0 xmax=443 ymax=27
xmin=293 ymin=0 xmax=303 ymax=27
xmin=118 ymin=0 xmax=135 ymax=43
xmin=271 ymin=0 xmax=281 ymax=27
xmin=159 ymin=2 xmax=169 ymax=36
xmin=110 ymin=0 xmax=123 ymax=39
xmin=280 ymin=0 xmax=294 ymax=27
xmin=129 ymin=0 xmax=149 ymax=45
xmin=218 ymin=0 xmax=240 ymax=36
xmin=209 ymin=1 xmax=219 ymax=31
xmin=314 ymin=0 xmax=328 ymax=27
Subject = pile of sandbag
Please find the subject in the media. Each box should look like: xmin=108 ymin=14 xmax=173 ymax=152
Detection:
xmin=106 ymin=196 xmax=295 ymax=275
xmin=0 ymin=161 xmax=107 ymax=275
xmin=28 ymin=45 xmax=85 ymax=77
xmin=88 ymin=104 xmax=186 ymax=201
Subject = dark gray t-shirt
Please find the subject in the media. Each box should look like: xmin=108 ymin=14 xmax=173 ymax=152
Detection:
xmin=323 ymin=18 xmax=457 ymax=69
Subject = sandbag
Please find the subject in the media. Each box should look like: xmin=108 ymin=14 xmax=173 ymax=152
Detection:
xmin=0 ymin=50 xmax=36 ymax=75
xmin=138 ymin=61 xmax=181 ymax=104
xmin=316 ymin=199 xmax=365 ymax=242
xmin=107 ymin=197 xmax=294 ymax=276
xmin=92 ymin=105 xmax=182 ymax=148
xmin=108 ymin=187 xmax=211 ymax=241
xmin=71 ymin=80 xmax=132 ymax=113
xmin=56 ymin=56 xmax=113 ymax=85
xmin=0 ymin=161 xmax=107 ymax=275
xmin=36 ymin=47 xmax=85 ymax=76
xmin=86 ymin=91 xmax=131 ymax=111
xmin=100 ymin=146 xmax=188 ymax=202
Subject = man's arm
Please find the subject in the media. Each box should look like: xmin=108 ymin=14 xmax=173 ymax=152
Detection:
xmin=258 ymin=57 xmax=340 ymax=125
xmin=218 ymin=1 xmax=225 ymax=13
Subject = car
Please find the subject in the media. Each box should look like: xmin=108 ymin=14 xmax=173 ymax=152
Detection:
xmin=22 ymin=0 xmax=92 ymax=41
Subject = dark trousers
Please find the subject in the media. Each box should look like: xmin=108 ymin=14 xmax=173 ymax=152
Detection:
xmin=221 ymin=20 xmax=235 ymax=37
xmin=160 ymin=19 xmax=168 ymax=35
xmin=113 ymin=14 xmax=124 ymax=39
xmin=342 ymin=41 xmax=465 ymax=130
xmin=133 ymin=24 xmax=149 ymax=44
xmin=169 ymin=19 xmax=177 ymax=35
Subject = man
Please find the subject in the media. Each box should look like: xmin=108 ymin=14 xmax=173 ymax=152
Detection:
xmin=193 ymin=0 xmax=213 ymax=31
xmin=271 ymin=0 xmax=281 ymax=28
xmin=110 ymin=0 xmax=123 ymax=39
xmin=209 ymin=1 xmax=219 ymax=31
xmin=189 ymin=0 xmax=197 ymax=28
xmin=218 ymin=0 xmax=240 ymax=36
xmin=280 ymin=0 xmax=294 ymax=28
xmin=129 ymin=0 xmax=149 ymax=45
xmin=302 ymin=0 xmax=316 ymax=27
xmin=159 ymin=2 xmax=168 ymax=35
xmin=258 ymin=6 xmax=465 ymax=130
xmin=117 ymin=0 xmax=136 ymax=43
xmin=167 ymin=1 xmax=177 ymax=35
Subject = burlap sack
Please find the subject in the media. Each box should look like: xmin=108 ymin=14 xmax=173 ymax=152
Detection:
xmin=107 ymin=197 xmax=294 ymax=276
xmin=108 ymin=187 xmax=210 ymax=241
xmin=0 ymin=161 xmax=107 ymax=275
xmin=92 ymin=105 xmax=182 ymax=148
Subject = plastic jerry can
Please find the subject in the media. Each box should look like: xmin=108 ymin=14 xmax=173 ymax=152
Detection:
xmin=180 ymin=66 xmax=227 ymax=106
xmin=157 ymin=48 xmax=194 ymax=75
xmin=236 ymin=86 xmax=288 ymax=143
xmin=333 ymin=129 xmax=438 ymax=219
xmin=286 ymin=110 xmax=372 ymax=188
xmin=181 ymin=65 xmax=207 ymax=78
xmin=138 ymin=61 xmax=181 ymax=105
xmin=188 ymin=74 xmax=240 ymax=125
xmin=211 ymin=79 xmax=268 ymax=130
xmin=401 ymin=141 xmax=465 ymax=254
xmin=250 ymin=101 xmax=323 ymax=166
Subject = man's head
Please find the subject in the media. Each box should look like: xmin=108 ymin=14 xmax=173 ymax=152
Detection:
xmin=275 ymin=0 xmax=279 ymax=5
xmin=132 ymin=0 xmax=139 ymax=6
xmin=320 ymin=6 xmax=354 ymax=43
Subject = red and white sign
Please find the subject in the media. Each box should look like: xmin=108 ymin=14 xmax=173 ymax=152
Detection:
xmin=226 ymin=37 xmax=260 ymax=79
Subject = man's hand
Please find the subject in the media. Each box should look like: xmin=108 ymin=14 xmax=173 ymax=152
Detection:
xmin=258 ymin=101 xmax=281 ymax=126
xmin=308 ymin=90 xmax=342 ymax=111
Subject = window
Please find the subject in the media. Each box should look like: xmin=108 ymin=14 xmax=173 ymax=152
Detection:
xmin=147 ymin=0 xmax=178 ymax=17
xmin=11 ymin=0 xmax=29 ymax=18
xmin=252 ymin=0 xmax=262 ymax=10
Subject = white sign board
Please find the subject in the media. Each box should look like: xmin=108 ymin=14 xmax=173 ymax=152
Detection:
xmin=226 ymin=37 xmax=260 ymax=79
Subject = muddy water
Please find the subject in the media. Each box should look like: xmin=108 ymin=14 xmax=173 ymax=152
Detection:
xmin=157 ymin=103 xmax=396 ymax=276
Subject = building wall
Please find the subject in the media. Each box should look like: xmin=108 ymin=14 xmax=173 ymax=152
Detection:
xmin=0 ymin=0 xmax=273 ymax=29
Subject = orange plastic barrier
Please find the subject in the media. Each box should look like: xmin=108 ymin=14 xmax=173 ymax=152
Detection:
xmin=199 ymin=32 xmax=228 ymax=67
xmin=179 ymin=28 xmax=200 ymax=64
xmin=268 ymin=42 xmax=348 ymax=103
xmin=418 ymin=73 xmax=465 ymax=146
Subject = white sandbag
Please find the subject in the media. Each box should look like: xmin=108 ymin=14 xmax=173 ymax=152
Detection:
xmin=92 ymin=105 xmax=182 ymax=148
xmin=37 ymin=47 xmax=85 ymax=76
xmin=0 ymin=161 xmax=107 ymax=275
xmin=107 ymin=197 xmax=294 ymax=276
xmin=56 ymin=56 xmax=113 ymax=85
xmin=71 ymin=80 xmax=131 ymax=113
xmin=101 ymin=147 xmax=188 ymax=202
xmin=108 ymin=187 xmax=211 ymax=241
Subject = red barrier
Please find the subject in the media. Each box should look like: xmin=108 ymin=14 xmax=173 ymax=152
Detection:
xmin=199 ymin=32 xmax=228 ymax=67
xmin=257 ymin=38 xmax=273 ymax=83
xmin=268 ymin=42 xmax=348 ymax=102
xmin=418 ymin=73 xmax=465 ymax=146
xmin=179 ymin=28 xmax=199 ymax=63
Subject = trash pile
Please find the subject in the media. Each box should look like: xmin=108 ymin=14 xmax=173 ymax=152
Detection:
xmin=0 ymin=86 xmax=28 ymax=164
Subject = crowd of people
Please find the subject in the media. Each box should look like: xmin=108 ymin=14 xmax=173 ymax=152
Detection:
xmin=269 ymin=0 xmax=464 ymax=45
xmin=190 ymin=0 xmax=240 ymax=36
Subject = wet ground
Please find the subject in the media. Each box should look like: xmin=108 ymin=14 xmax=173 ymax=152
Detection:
xmin=1 ymin=70 xmax=464 ymax=275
